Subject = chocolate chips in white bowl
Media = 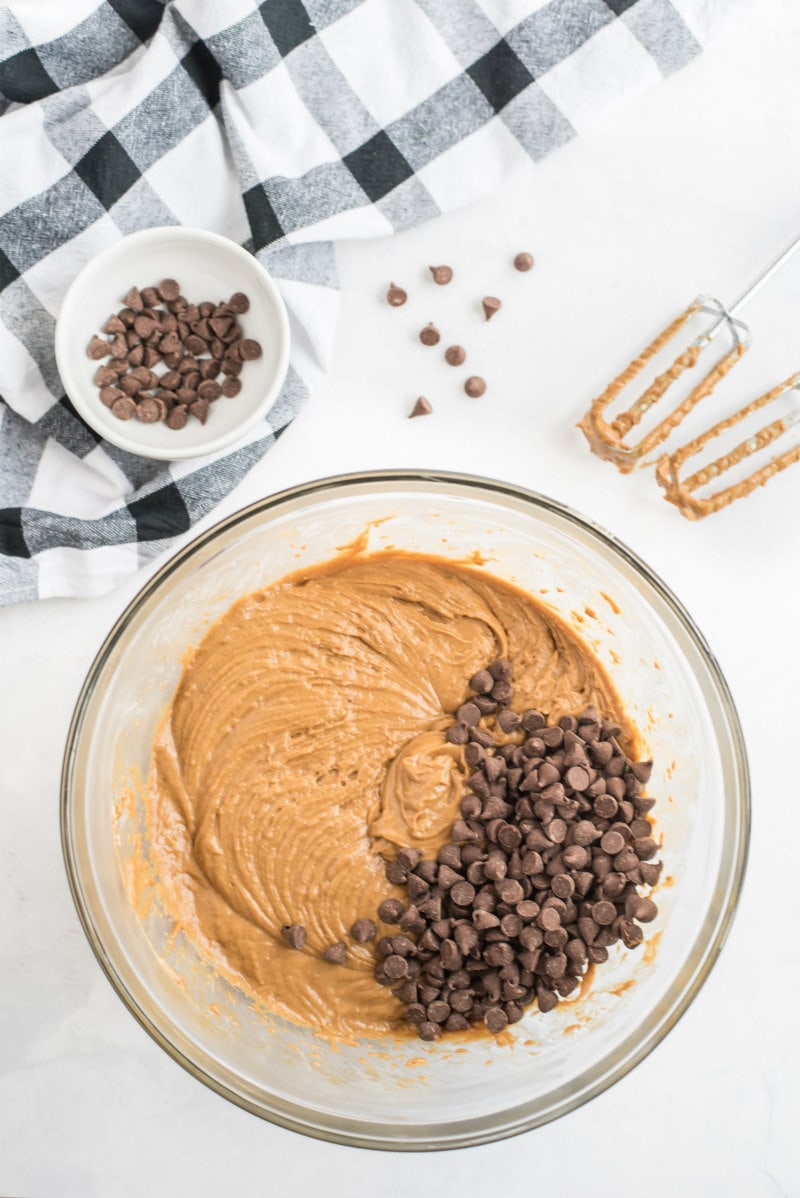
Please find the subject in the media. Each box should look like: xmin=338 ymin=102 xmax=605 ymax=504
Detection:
xmin=87 ymin=279 xmax=262 ymax=430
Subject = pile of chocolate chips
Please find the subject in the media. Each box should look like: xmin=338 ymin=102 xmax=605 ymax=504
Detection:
xmin=374 ymin=660 xmax=661 ymax=1041
xmin=87 ymin=279 xmax=262 ymax=430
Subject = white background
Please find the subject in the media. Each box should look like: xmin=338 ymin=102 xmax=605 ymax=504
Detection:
xmin=3 ymin=2 xmax=800 ymax=1194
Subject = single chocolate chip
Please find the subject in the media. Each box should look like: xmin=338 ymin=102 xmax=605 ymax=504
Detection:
xmin=239 ymin=338 xmax=262 ymax=360
xmin=281 ymin=923 xmax=306 ymax=950
xmin=429 ymin=265 xmax=453 ymax=285
xmin=378 ymin=899 xmax=405 ymax=924
xmin=386 ymin=282 xmax=407 ymax=306
xmin=514 ymin=252 xmax=534 ymax=272
xmin=419 ymin=323 xmax=441 ymax=346
xmin=384 ymin=954 xmax=409 ymax=979
xmin=445 ymin=345 xmax=466 ymax=366
xmin=484 ymin=1006 xmax=508 ymax=1033
xmin=321 ymin=941 xmax=346 ymax=964
xmin=197 ymin=380 xmax=222 ymax=401
xmin=118 ymin=374 xmax=141 ymax=396
xmin=450 ymin=880 xmax=476 ymax=907
xmin=87 ymin=335 xmax=111 ymax=360
xmin=190 ymin=399 xmax=210 ymax=425
xmin=464 ymin=376 xmax=486 ymax=398
xmin=166 ymin=404 xmax=188 ymax=430
xmin=99 ymin=386 xmax=124 ymax=407
xmin=228 ymin=291 xmax=250 ymax=313
xmin=110 ymin=396 xmax=137 ymax=421
xmin=456 ymin=702 xmax=481 ymax=727
xmin=157 ymin=278 xmax=180 ymax=301
xmin=409 ymin=396 xmax=432 ymax=418
xmin=591 ymin=901 xmax=617 ymax=927
xmin=482 ymin=296 xmax=501 ymax=321
xmin=497 ymin=710 xmax=521 ymax=733
xmin=220 ymin=376 xmax=242 ymax=399
xmin=136 ymin=397 xmax=164 ymax=424
xmin=417 ymin=1020 xmax=440 ymax=1041
xmin=469 ymin=670 xmax=493 ymax=694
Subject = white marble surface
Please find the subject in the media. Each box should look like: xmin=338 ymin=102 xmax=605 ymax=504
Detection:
xmin=3 ymin=3 xmax=800 ymax=1194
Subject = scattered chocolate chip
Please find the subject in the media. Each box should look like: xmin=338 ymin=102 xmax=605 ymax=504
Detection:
xmin=514 ymin=252 xmax=534 ymax=272
xmin=386 ymin=283 xmax=407 ymax=307
xmin=464 ymin=376 xmax=486 ymax=398
xmin=409 ymin=396 xmax=432 ymax=418
xmin=351 ymin=918 xmax=377 ymax=943
xmin=429 ymin=265 xmax=453 ymax=285
xmin=322 ymin=941 xmax=347 ymax=964
xmin=281 ymin=923 xmax=306 ymax=950
xmin=482 ymin=296 xmax=501 ymax=321
xmin=419 ymin=323 xmax=441 ymax=346
xmin=445 ymin=345 xmax=466 ymax=366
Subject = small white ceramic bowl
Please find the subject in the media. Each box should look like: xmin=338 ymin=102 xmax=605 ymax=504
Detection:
xmin=54 ymin=227 xmax=290 ymax=461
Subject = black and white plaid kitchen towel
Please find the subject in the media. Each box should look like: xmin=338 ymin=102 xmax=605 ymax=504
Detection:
xmin=0 ymin=0 xmax=740 ymax=603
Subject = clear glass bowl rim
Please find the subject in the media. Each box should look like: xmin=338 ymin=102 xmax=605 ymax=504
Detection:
xmin=60 ymin=469 xmax=750 ymax=1150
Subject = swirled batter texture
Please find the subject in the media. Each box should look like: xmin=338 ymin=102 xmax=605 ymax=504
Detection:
xmin=145 ymin=554 xmax=627 ymax=1039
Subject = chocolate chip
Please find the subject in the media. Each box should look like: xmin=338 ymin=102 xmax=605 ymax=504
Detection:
xmin=484 ymin=1006 xmax=508 ymax=1033
xmin=281 ymin=923 xmax=306 ymax=950
xmin=321 ymin=941 xmax=346 ymax=964
xmin=166 ymin=404 xmax=188 ymax=430
xmin=136 ymin=397 xmax=165 ymax=424
xmin=445 ymin=345 xmax=466 ymax=366
xmin=239 ymin=338 xmax=262 ymax=360
xmin=226 ymin=291 xmax=248 ymax=314
xmin=218 ymin=376 xmax=240 ymax=399
xmin=87 ymin=335 xmax=111 ymax=360
xmin=156 ymin=278 xmax=179 ymax=302
xmin=417 ymin=1020 xmax=440 ymax=1041
xmin=110 ymin=396 xmax=137 ymax=420
xmin=190 ymin=399 xmax=210 ymax=425
xmin=514 ymin=252 xmax=534 ymax=272
xmin=429 ymin=265 xmax=453 ymax=285
xmin=419 ymin=323 xmax=441 ymax=346
xmin=197 ymin=379 xmax=222 ymax=401
xmin=470 ymin=672 xmax=494 ymax=697
xmin=464 ymin=376 xmax=486 ymax=398
xmin=378 ymin=899 xmax=405 ymax=924
xmin=409 ymin=396 xmax=432 ymax=418
xmin=482 ymin=297 xmax=501 ymax=321
xmin=386 ymin=282 xmax=407 ymax=306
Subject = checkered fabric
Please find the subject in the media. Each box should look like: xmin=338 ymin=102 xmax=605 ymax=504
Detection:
xmin=0 ymin=0 xmax=739 ymax=603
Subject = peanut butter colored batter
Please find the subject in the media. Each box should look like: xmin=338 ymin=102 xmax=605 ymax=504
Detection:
xmin=144 ymin=553 xmax=629 ymax=1040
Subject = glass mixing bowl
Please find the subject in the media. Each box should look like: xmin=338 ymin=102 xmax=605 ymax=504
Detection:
xmin=61 ymin=471 xmax=749 ymax=1149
